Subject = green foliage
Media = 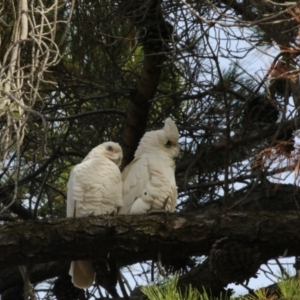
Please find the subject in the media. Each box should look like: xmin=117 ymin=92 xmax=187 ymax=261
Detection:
xmin=240 ymin=287 xmax=274 ymax=300
xmin=142 ymin=275 xmax=300 ymax=300
xmin=237 ymin=277 xmax=300 ymax=300
xmin=141 ymin=275 xmax=231 ymax=300
xmin=142 ymin=275 xmax=218 ymax=300
xmin=276 ymin=277 xmax=300 ymax=299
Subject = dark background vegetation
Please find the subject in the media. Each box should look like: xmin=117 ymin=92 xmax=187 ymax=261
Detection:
xmin=1 ymin=0 xmax=300 ymax=299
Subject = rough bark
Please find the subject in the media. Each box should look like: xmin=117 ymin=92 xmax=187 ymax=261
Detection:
xmin=0 ymin=183 xmax=300 ymax=297
xmin=0 ymin=210 xmax=300 ymax=268
xmin=121 ymin=52 xmax=167 ymax=168
xmin=175 ymin=182 xmax=300 ymax=296
xmin=121 ymin=0 xmax=170 ymax=168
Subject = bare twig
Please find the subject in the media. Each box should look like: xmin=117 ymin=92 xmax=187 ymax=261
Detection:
xmin=19 ymin=265 xmax=37 ymax=300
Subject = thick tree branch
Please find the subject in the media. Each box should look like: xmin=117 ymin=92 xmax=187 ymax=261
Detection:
xmin=0 ymin=210 xmax=300 ymax=268
xmin=0 ymin=183 xmax=299 ymax=297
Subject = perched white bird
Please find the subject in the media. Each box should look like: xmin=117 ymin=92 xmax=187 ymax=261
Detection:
xmin=67 ymin=142 xmax=123 ymax=289
xmin=119 ymin=118 xmax=180 ymax=215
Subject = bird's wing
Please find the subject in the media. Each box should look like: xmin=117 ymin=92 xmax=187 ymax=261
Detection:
xmin=93 ymin=157 xmax=123 ymax=211
xmin=119 ymin=157 xmax=150 ymax=214
xmin=66 ymin=165 xmax=84 ymax=217
xmin=68 ymin=157 xmax=122 ymax=217
xmin=146 ymin=161 xmax=177 ymax=212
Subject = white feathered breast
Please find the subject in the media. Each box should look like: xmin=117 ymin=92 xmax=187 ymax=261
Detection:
xmin=67 ymin=156 xmax=122 ymax=217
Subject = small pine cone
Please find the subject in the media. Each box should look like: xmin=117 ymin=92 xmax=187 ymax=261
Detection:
xmin=209 ymin=237 xmax=261 ymax=284
xmin=52 ymin=275 xmax=86 ymax=300
xmin=244 ymin=95 xmax=279 ymax=124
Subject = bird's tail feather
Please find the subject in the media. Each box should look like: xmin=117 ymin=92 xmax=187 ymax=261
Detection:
xmin=69 ymin=260 xmax=95 ymax=288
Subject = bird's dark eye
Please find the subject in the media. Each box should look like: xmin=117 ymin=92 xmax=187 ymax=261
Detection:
xmin=165 ymin=140 xmax=172 ymax=148
xmin=106 ymin=146 xmax=114 ymax=152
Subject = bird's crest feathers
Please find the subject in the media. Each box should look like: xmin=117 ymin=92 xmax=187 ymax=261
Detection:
xmin=134 ymin=118 xmax=179 ymax=159
xmin=163 ymin=117 xmax=179 ymax=142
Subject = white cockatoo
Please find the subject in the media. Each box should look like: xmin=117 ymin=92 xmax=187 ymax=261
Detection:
xmin=119 ymin=118 xmax=180 ymax=215
xmin=67 ymin=141 xmax=123 ymax=289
